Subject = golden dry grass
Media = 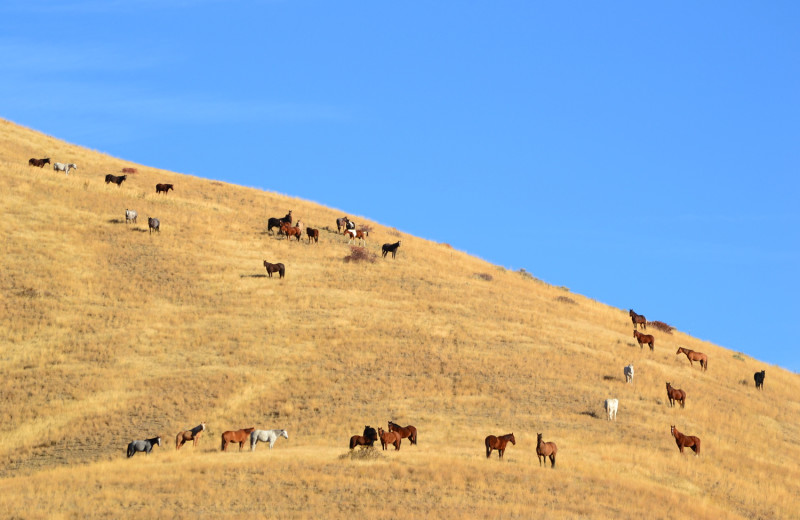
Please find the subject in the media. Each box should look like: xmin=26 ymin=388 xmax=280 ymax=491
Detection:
xmin=1 ymin=118 xmax=798 ymax=519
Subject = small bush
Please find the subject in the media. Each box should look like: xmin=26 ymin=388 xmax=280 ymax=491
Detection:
xmin=388 ymin=227 xmax=401 ymax=237
xmin=343 ymin=246 xmax=376 ymax=264
xmin=517 ymin=268 xmax=534 ymax=280
xmin=555 ymin=295 xmax=576 ymax=305
xmin=649 ymin=321 xmax=674 ymax=334
xmin=474 ymin=273 xmax=493 ymax=282
xmin=338 ymin=446 xmax=382 ymax=461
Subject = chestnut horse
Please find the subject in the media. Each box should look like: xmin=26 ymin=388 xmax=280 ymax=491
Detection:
xmin=629 ymin=309 xmax=647 ymax=329
xmin=281 ymin=222 xmax=303 ymax=242
xmin=671 ymin=425 xmax=700 ymax=455
xmin=349 ymin=425 xmax=378 ymax=449
xmin=676 ymin=347 xmax=708 ymax=371
xmin=387 ymin=421 xmax=417 ymax=445
xmin=536 ymin=433 xmax=558 ymax=468
xmin=485 ymin=433 xmax=515 ymax=459
xmin=263 ymin=260 xmax=285 ymax=278
xmin=176 ymin=423 xmax=205 ymax=450
xmin=29 ymin=158 xmax=50 ymax=167
xmin=156 ymin=183 xmax=174 ymax=194
xmin=377 ymin=427 xmax=401 ymax=451
xmin=666 ymin=382 xmax=686 ymax=408
xmin=221 ymin=427 xmax=255 ymax=451
xmin=633 ymin=330 xmax=654 ymax=351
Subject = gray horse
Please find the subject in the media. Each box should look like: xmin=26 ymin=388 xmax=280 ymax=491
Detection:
xmin=250 ymin=429 xmax=289 ymax=451
xmin=127 ymin=436 xmax=161 ymax=458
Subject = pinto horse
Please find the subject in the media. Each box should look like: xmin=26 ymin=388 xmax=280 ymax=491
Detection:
xmin=671 ymin=425 xmax=700 ymax=455
xmin=382 ymin=241 xmax=401 ymax=259
xmin=263 ymin=260 xmax=285 ymax=278
xmin=633 ymin=330 xmax=654 ymax=351
xmin=666 ymin=382 xmax=686 ymax=408
xmin=28 ymin=158 xmax=50 ymax=168
xmin=629 ymin=309 xmax=647 ymax=329
xmin=676 ymin=347 xmax=708 ymax=371
xmin=349 ymin=425 xmax=378 ymax=449
xmin=345 ymin=229 xmax=367 ymax=246
xmin=485 ymin=433 xmax=515 ymax=459
xmin=536 ymin=433 xmax=558 ymax=468
xmin=156 ymin=183 xmax=174 ymax=194
xmin=221 ymin=427 xmax=255 ymax=451
xmin=176 ymin=423 xmax=205 ymax=450
xmin=377 ymin=427 xmax=401 ymax=451
xmin=387 ymin=421 xmax=417 ymax=445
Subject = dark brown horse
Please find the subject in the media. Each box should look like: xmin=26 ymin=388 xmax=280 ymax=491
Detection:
xmin=176 ymin=423 xmax=206 ymax=450
xmin=671 ymin=425 xmax=700 ymax=455
xmin=28 ymin=158 xmax=50 ymax=167
xmin=263 ymin=261 xmax=285 ymax=278
xmin=156 ymin=183 xmax=174 ymax=194
xmin=485 ymin=433 xmax=515 ymax=459
xmin=349 ymin=425 xmax=378 ymax=449
xmin=306 ymin=227 xmax=319 ymax=244
xmin=382 ymin=241 xmax=401 ymax=259
xmin=666 ymin=382 xmax=686 ymax=408
xmin=676 ymin=347 xmax=708 ymax=371
xmin=633 ymin=330 xmax=655 ymax=351
xmin=629 ymin=309 xmax=647 ymax=329
xmin=377 ymin=427 xmax=401 ymax=451
xmin=221 ymin=427 xmax=255 ymax=451
xmin=105 ymin=174 xmax=127 ymax=186
xmin=536 ymin=433 xmax=557 ymax=468
xmin=387 ymin=421 xmax=417 ymax=445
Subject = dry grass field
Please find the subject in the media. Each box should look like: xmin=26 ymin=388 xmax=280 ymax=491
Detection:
xmin=1 ymin=117 xmax=798 ymax=519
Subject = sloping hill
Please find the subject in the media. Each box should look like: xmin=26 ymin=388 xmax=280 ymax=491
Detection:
xmin=1 ymin=118 xmax=798 ymax=519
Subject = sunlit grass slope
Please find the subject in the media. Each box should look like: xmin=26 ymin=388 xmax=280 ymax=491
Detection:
xmin=0 ymin=118 xmax=798 ymax=519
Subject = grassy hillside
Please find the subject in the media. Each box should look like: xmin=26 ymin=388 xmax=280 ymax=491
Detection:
xmin=1 ymin=118 xmax=798 ymax=519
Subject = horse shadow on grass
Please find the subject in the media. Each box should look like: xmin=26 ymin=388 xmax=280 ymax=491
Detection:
xmin=240 ymin=274 xmax=267 ymax=278
xmin=108 ymin=218 xmax=124 ymax=224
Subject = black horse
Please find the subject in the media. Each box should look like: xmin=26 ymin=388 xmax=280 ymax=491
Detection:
xmin=105 ymin=174 xmax=127 ymax=186
xmin=268 ymin=211 xmax=293 ymax=234
xmin=754 ymin=370 xmax=765 ymax=390
xmin=382 ymin=241 xmax=401 ymax=259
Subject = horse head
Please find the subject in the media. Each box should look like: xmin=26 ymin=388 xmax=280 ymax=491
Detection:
xmin=510 ymin=433 xmax=516 ymax=445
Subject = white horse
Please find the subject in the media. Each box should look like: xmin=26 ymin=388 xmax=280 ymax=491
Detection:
xmin=53 ymin=162 xmax=77 ymax=175
xmin=125 ymin=209 xmax=138 ymax=224
xmin=604 ymin=399 xmax=618 ymax=421
xmin=250 ymin=429 xmax=288 ymax=451
xmin=624 ymin=364 xmax=634 ymax=383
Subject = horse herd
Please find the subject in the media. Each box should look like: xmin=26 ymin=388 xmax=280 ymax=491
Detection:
xmin=29 ymin=157 xmax=78 ymax=175
xmin=127 ymin=422 xmax=289 ymax=457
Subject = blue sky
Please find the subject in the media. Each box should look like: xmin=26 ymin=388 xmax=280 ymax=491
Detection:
xmin=2 ymin=1 xmax=798 ymax=372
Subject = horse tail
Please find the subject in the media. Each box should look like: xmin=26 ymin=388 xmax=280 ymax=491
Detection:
xmin=127 ymin=443 xmax=134 ymax=458
xmin=175 ymin=432 xmax=182 ymax=450
xmin=221 ymin=435 xmax=226 ymax=451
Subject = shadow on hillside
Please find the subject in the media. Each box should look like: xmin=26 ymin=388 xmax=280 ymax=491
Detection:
xmin=129 ymin=228 xmax=148 ymax=233
xmin=240 ymin=274 xmax=267 ymax=278
xmin=579 ymin=410 xmax=599 ymax=419
xmin=107 ymin=218 xmax=124 ymax=224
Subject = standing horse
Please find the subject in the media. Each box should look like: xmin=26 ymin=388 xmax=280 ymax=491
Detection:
xmin=28 ymin=158 xmax=50 ymax=167
xmin=485 ymin=433 xmax=515 ymax=459
xmin=281 ymin=222 xmax=303 ymax=242
xmin=624 ymin=364 xmax=634 ymax=383
xmin=54 ymin=162 xmax=77 ymax=175
xmin=105 ymin=174 xmax=127 ymax=186
xmin=345 ymin=229 xmax=367 ymax=246
xmin=377 ymin=427 xmax=401 ymax=451
xmin=125 ymin=209 xmax=138 ymax=224
xmin=349 ymin=425 xmax=378 ymax=449
xmin=156 ymin=183 xmax=174 ymax=194
xmin=671 ymin=425 xmax=700 ymax=455
xmin=148 ymin=217 xmax=160 ymax=234
xmin=336 ymin=217 xmax=351 ymax=234
xmin=536 ymin=433 xmax=558 ymax=468
xmin=629 ymin=309 xmax=647 ymax=329
xmin=387 ymin=421 xmax=417 ymax=445
xmin=221 ymin=427 xmax=255 ymax=451
xmin=306 ymin=227 xmax=319 ymax=244
xmin=263 ymin=260 xmax=285 ymax=278
xmin=676 ymin=347 xmax=708 ymax=371
xmin=250 ymin=429 xmax=289 ymax=451
xmin=666 ymin=382 xmax=686 ymax=408
xmin=382 ymin=241 xmax=401 ymax=259
xmin=268 ymin=211 xmax=293 ymax=234
xmin=604 ymin=399 xmax=618 ymax=421
xmin=754 ymin=370 xmax=765 ymax=390
xmin=127 ymin=436 xmax=161 ymax=458
xmin=633 ymin=330 xmax=654 ymax=351
xmin=176 ymin=423 xmax=206 ymax=450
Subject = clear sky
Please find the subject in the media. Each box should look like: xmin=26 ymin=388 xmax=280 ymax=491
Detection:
xmin=2 ymin=1 xmax=798 ymax=372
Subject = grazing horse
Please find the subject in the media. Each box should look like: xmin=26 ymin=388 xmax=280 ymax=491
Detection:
xmin=281 ymin=222 xmax=303 ymax=242
xmin=377 ymin=427 xmax=402 ymax=451
xmin=754 ymin=370 xmax=765 ymax=390
xmin=156 ymin=183 xmax=174 ymax=194
xmin=666 ymin=382 xmax=686 ymax=408
xmin=28 ymin=158 xmax=50 ymax=168
xmin=624 ymin=364 xmax=634 ymax=383
xmin=176 ymin=423 xmax=206 ymax=450
xmin=336 ymin=217 xmax=351 ymax=233
xmin=676 ymin=347 xmax=708 ymax=371
xmin=148 ymin=217 xmax=160 ymax=234
xmin=382 ymin=241 xmax=401 ymax=259
xmin=306 ymin=227 xmax=319 ymax=244
xmin=387 ymin=421 xmax=417 ymax=445
xmin=105 ymin=174 xmax=127 ymax=186
xmin=536 ymin=433 xmax=558 ymax=468
xmin=221 ymin=427 xmax=255 ymax=452
xmin=629 ymin=309 xmax=647 ymax=330
xmin=671 ymin=425 xmax=700 ymax=455
xmin=345 ymin=229 xmax=367 ymax=246
xmin=250 ymin=429 xmax=289 ymax=451
xmin=268 ymin=211 xmax=293 ymax=234
xmin=127 ymin=436 xmax=161 ymax=458
xmin=349 ymin=425 xmax=378 ymax=449
xmin=633 ymin=330 xmax=654 ymax=351
xmin=604 ymin=399 xmax=618 ymax=421
xmin=263 ymin=261 xmax=285 ymax=278
xmin=53 ymin=162 xmax=77 ymax=175
xmin=485 ymin=433 xmax=515 ymax=459
xmin=125 ymin=209 xmax=138 ymax=224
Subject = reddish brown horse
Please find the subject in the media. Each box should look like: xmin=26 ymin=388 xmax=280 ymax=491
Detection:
xmin=676 ymin=347 xmax=708 ymax=371
xmin=629 ymin=309 xmax=647 ymax=329
xmin=671 ymin=425 xmax=700 ymax=455
xmin=485 ymin=433 xmax=515 ymax=459
xmin=633 ymin=330 xmax=655 ymax=351
xmin=349 ymin=425 xmax=378 ymax=449
xmin=176 ymin=423 xmax=206 ymax=450
xmin=388 ymin=421 xmax=417 ymax=445
xmin=221 ymin=427 xmax=255 ymax=451
xmin=121 ymin=167 xmax=137 ymax=174
xmin=666 ymin=382 xmax=686 ymax=408
xmin=28 ymin=158 xmax=50 ymax=167
xmin=377 ymin=427 xmax=401 ymax=451
xmin=155 ymin=183 xmax=174 ymax=194
xmin=263 ymin=260 xmax=285 ymax=278
xmin=281 ymin=222 xmax=303 ymax=242
xmin=536 ymin=433 xmax=558 ymax=468
xmin=306 ymin=227 xmax=319 ymax=244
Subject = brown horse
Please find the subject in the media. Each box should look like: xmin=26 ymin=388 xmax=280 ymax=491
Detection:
xmin=263 ymin=260 xmax=285 ymax=278
xmin=666 ymin=382 xmax=686 ymax=408
xmin=536 ymin=433 xmax=557 ymax=468
xmin=176 ymin=423 xmax=206 ymax=450
xmin=377 ymin=427 xmax=401 ymax=451
xmin=676 ymin=347 xmax=708 ymax=371
xmin=633 ymin=330 xmax=654 ymax=351
xmin=121 ymin=167 xmax=137 ymax=174
xmin=349 ymin=425 xmax=378 ymax=449
xmin=155 ymin=183 xmax=174 ymax=194
xmin=221 ymin=427 xmax=255 ymax=451
xmin=281 ymin=222 xmax=303 ymax=242
xmin=629 ymin=309 xmax=647 ymax=329
xmin=306 ymin=227 xmax=319 ymax=244
xmin=485 ymin=433 xmax=515 ymax=459
xmin=28 ymin=158 xmax=50 ymax=167
xmin=387 ymin=421 xmax=417 ymax=445
xmin=671 ymin=425 xmax=700 ymax=455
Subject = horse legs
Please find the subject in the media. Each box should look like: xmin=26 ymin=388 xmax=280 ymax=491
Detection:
xmin=550 ymin=454 xmax=556 ymax=468
xmin=486 ymin=446 xmax=492 ymax=458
